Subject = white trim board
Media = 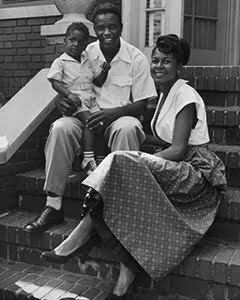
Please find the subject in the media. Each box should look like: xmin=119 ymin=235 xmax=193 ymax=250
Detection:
xmin=0 ymin=4 xmax=60 ymax=19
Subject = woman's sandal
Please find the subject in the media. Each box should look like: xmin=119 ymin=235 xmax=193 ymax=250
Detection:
xmin=41 ymin=233 xmax=100 ymax=264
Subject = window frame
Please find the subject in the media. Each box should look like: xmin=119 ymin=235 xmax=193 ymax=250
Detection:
xmin=145 ymin=4 xmax=166 ymax=47
xmin=184 ymin=0 xmax=218 ymax=50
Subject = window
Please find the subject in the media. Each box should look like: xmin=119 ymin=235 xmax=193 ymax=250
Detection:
xmin=184 ymin=0 xmax=218 ymax=50
xmin=145 ymin=0 xmax=165 ymax=47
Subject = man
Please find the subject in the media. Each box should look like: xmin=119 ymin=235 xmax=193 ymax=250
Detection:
xmin=24 ymin=2 xmax=157 ymax=233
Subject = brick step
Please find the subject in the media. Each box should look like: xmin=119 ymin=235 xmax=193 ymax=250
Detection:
xmin=206 ymin=106 xmax=240 ymax=145
xmin=217 ymin=188 xmax=240 ymax=221
xmin=206 ymin=106 xmax=240 ymax=127
xmin=200 ymin=90 xmax=240 ymax=107
xmin=146 ymin=105 xmax=240 ymax=145
xmin=208 ymin=144 xmax=240 ymax=188
xmin=16 ymin=169 xmax=87 ymax=201
xmin=16 ymin=164 xmax=240 ymax=221
xmin=0 ymin=210 xmax=120 ymax=279
xmin=0 ymin=259 xmax=198 ymax=300
xmin=16 ymin=187 xmax=240 ymax=225
xmin=1 ymin=210 xmax=240 ymax=299
xmin=207 ymin=220 xmax=240 ymax=242
xmin=0 ymin=259 xmax=117 ymax=300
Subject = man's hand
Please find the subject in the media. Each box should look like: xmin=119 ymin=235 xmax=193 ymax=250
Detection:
xmin=54 ymin=94 xmax=77 ymax=116
xmin=86 ymin=108 xmax=117 ymax=131
xmin=68 ymin=93 xmax=82 ymax=107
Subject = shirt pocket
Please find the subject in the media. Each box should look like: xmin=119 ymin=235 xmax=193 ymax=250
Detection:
xmin=111 ymin=76 xmax=132 ymax=87
xmin=108 ymin=76 xmax=133 ymax=104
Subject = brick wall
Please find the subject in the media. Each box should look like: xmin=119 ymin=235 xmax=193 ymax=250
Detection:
xmin=0 ymin=16 xmax=61 ymax=100
xmin=0 ymin=0 xmax=121 ymax=100
xmin=0 ymin=109 xmax=60 ymax=210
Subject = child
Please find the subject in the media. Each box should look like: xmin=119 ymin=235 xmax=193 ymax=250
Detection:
xmin=47 ymin=22 xmax=110 ymax=175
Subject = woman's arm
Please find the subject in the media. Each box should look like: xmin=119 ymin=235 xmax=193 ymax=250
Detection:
xmin=144 ymin=134 xmax=168 ymax=146
xmin=155 ymin=103 xmax=196 ymax=161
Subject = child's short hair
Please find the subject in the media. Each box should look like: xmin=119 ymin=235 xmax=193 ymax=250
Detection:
xmin=92 ymin=2 xmax=122 ymax=24
xmin=65 ymin=22 xmax=89 ymax=37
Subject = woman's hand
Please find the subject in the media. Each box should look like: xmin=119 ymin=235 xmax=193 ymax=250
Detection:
xmin=54 ymin=95 xmax=77 ymax=116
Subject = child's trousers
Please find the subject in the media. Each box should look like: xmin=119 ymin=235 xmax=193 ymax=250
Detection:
xmin=43 ymin=115 xmax=146 ymax=197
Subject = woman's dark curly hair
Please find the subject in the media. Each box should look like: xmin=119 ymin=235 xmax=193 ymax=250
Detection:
xmin=152 ymin=34 xmax=190 ymax=65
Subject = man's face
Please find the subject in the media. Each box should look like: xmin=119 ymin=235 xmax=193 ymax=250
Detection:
xmin=94 ymin=13 xmax=122 ymax=52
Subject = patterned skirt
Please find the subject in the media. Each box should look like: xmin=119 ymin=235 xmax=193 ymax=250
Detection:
xmin=82 ymin=146 xmax=226 ymax=281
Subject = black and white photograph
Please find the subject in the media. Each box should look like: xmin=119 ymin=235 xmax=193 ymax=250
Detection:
xmin=0 ymin=0 xmax=238 ymax=299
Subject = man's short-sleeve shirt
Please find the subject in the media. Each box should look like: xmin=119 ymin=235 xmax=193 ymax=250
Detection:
xmin=86 ymin=38 xmax=157 ymax=109
xmin=47 ymin=52 xmax=95 ymax=100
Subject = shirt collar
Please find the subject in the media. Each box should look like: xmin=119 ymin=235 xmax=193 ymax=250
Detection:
xmin=89 ymin=37 xmax=131 ymax=64
xmin=60 ymin=51 xmax=89 ymax=63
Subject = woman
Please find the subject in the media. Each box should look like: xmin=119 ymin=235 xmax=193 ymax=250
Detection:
xmin=41 ymin=34 xmax=226 ymax=299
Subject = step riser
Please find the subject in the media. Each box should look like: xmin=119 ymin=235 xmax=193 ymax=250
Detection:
xmin=209 ymin=126 xmax=240 ymax=145
xmin=16 ymin=175 xmax=87 ymax=201
xmin=19 ymin=193 xmax=83 ymax=219
xmin=0 ymin=241 xmax=120 ymax=283
xmin=227 ymin=168 xmax=240 ymax=188
xmin=207 ymin=221 xmax=240 ymax=241
xmin=200 ymin=91 xmax=240 ymax=107
xmin=1 ymin=241 xmax=240 ymax=300
xmin=2 ymin=209 xmax=240 ymax=300
xmin=168 ymin=274 xmax=240 ymax=300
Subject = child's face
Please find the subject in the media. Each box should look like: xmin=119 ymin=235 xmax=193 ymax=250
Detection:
xmin=65 ymin=29 xmax=88 ymax=59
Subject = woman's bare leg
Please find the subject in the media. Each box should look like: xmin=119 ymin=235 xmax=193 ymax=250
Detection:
xmin=113 ymin=263 xmax=135 ymax=296
xmin=54 ymin=214 xmax=94 ymax=256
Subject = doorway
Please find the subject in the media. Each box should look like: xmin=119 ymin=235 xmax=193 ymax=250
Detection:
xmin=184 ymin=0 xmax=228 ymax=65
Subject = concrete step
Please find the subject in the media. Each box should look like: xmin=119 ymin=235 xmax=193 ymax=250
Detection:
xmin=1 ymin=210 xmax=240 ymax=299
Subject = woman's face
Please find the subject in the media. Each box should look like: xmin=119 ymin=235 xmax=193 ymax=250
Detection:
xmin=151 ymin=48 xmax=180 ymax=86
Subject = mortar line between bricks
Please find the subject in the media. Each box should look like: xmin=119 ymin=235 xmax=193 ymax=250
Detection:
xmin=209 ymin=246 xmax=219 ymax=282
xmin=226 ymin=248 xmax=238 ymax=285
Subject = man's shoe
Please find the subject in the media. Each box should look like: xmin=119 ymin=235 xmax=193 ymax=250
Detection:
xmin=24 ymin=206 xmax=64 ymax=233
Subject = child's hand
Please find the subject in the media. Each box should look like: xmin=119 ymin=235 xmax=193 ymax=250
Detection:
xmin=68 ymin=93 xmax=82 ymax=107
xmin=100 ymin=62 xmax=111 ymax=73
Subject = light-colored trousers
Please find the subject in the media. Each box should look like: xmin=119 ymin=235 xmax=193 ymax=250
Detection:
xmin=44 ymin=116 xmax=146 ymax=197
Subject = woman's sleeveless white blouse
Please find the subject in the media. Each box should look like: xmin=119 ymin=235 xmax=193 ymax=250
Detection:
xmin=151 ymin=79 xmax=210 ymax=145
